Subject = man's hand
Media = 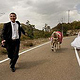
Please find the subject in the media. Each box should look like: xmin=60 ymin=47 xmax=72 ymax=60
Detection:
xmin=1 ymin=40 xmax=6 ymax=46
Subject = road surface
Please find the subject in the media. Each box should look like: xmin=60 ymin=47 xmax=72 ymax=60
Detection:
xmin=0 ymin=36 xmax=80 ymax=80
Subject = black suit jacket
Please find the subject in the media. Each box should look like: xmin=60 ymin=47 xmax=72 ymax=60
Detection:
xmin=1 ymin=21 xmax=25 ymax=42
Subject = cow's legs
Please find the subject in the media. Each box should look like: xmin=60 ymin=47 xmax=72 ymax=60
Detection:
xmin=53 ymin=43 xmax=56 ymax=52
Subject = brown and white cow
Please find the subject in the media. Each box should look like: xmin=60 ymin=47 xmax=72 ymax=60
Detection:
xmin=50 ymin=31 xmax=63 ymax=52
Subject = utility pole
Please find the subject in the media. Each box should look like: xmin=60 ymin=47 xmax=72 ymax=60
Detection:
xmin=68 ymin=10 xmax=70 ymax=23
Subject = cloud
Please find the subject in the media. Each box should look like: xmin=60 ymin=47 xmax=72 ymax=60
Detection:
xmin=0 ymin=0 xmax=80 ymax=29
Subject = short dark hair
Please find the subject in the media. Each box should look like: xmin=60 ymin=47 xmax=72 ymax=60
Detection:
xmin=10 ymin=12 xmax=17 ymax=16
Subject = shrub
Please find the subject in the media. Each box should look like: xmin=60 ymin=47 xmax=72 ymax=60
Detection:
xmin=0 ymin=48 xmax=7 ymax=54
xmin=23 ymin=41 xmax=34 ymax=47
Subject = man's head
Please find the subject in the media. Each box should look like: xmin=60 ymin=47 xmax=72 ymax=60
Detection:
xmin=10 ymin=13 xmax=17 ymax=23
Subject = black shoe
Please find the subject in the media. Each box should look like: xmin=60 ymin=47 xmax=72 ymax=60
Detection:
xmin=11 ymin=67 xmax=16 ymax=72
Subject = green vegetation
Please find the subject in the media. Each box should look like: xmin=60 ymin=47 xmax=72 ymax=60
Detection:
xmin=20 ymin=23 xmax=52 ymax=40
xmin=0 ymin=23 xmax=52 ymax=43
xmin=51 ymin=21 xmax=80 ymax=36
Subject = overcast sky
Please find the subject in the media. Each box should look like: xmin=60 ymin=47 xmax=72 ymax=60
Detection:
xmin=0 ymin=0 xmax=80 ymax=30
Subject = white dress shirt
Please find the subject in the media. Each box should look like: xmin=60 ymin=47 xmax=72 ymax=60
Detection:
xmin=11 ymin=22 xmax=19 ymax=40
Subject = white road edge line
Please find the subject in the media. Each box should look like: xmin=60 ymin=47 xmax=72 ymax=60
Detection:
xmin=74 ymin=47 xmax=80 ymax=66
xmin=0 ymin=41 xmax=50 ymax=64
xmin=0 ymin=36 xmax=74 ymax=64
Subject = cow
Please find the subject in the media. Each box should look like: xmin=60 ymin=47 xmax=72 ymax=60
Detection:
xmin=50 ymin=31 xmax=63 ymax=52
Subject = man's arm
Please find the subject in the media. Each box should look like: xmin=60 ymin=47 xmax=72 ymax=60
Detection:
xmin=20 ymin=25 xmax=27 ymax=36
xmin=16 ymin=21 xmax=27 ymax=36
xmin=20 ymin=26 xmax=25 ymax=35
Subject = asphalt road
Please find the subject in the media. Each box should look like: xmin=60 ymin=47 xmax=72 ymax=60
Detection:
xmin=0 ymin=36 xmax=80 ymax=80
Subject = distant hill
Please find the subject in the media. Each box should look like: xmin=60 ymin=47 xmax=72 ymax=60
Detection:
xmin=51 ymin=21 xmax=80 ymax=36
xmin=0 ymin=20 xmax=80 ymax=41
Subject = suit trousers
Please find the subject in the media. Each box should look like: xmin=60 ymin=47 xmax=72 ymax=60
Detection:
xmin=6 ymin=39 xmax=20 ymax=67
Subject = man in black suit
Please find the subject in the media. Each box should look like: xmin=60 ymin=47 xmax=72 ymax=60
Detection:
xmin=1 ymin=12 xmax=26 ymax=72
